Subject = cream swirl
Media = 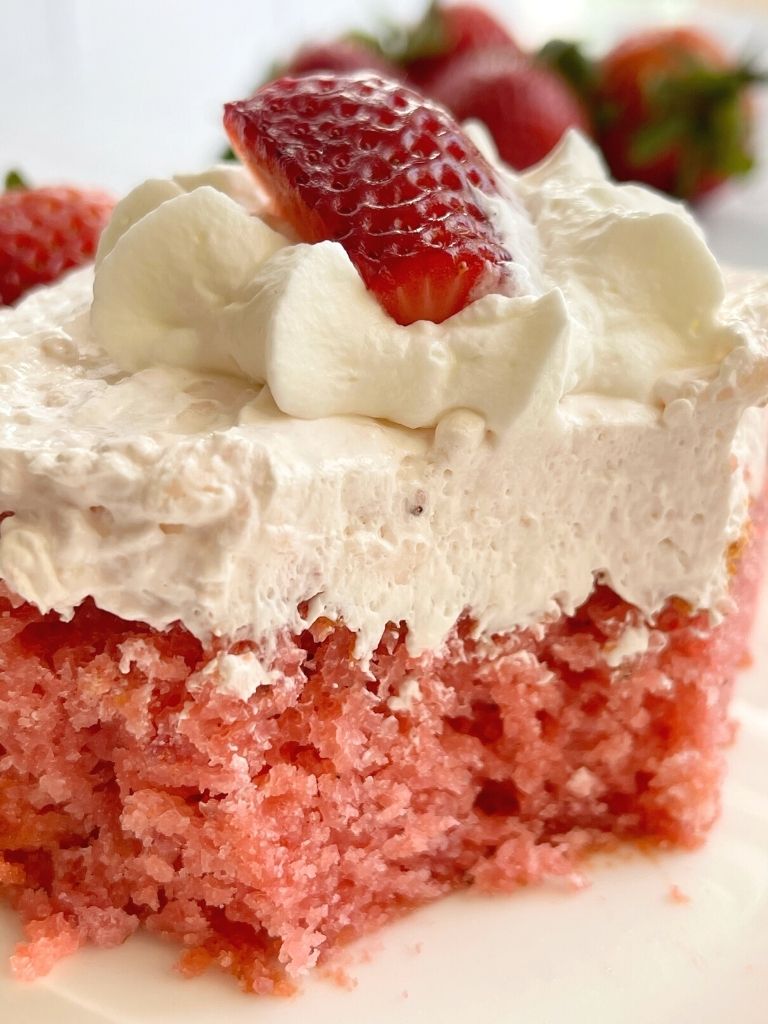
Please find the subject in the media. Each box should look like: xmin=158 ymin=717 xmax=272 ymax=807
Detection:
xmin=91 ymin=132 xmax=736 ymax=434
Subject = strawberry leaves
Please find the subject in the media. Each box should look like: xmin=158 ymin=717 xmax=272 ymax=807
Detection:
xmin=4 ymin=170 xmax=28 ymax=191
xmin=627 ymin=62 xmax=763 ymax=194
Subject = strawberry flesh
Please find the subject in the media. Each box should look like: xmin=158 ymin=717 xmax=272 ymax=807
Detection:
xmin=224 ymin=73 xmax=512 ymax=325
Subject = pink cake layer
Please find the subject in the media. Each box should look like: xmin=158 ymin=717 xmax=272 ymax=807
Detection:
xmin=0 ymin=501 xmax=765 ymax=993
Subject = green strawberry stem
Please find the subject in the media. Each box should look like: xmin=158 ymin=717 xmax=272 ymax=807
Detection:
xmin=348 ymin=2 xmax=448 ymax=65
xmin=536 ymin=39 xmax=599 ymax=104
xmin=629 ymin=61 xmax=766 ymax=195
xmin=4 ymin=169 xmax=28 ymax=191
xmin=539 ymin=38 xmax=765 ymax=197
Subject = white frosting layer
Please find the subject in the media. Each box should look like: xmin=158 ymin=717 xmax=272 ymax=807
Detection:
xmin=1 ymin=136 xmax=768 ymax=660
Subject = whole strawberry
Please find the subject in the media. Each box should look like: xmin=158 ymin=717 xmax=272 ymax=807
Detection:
xmin=429 ymin=49 xmax=592 ymax=171
xmin=403 ymin=2 xmax=519 ymax=90
xmin=285 ymin=39 xmax=401 ymax=80
xmin=0 ymin=174 xmax=114 ymax=305
xmin=224 ymin=73 xmax=512 ymax=325
xmin=596 ymin=27 xmax=761 ymax=200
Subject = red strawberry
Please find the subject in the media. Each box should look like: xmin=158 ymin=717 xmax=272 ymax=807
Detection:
xmin=596 ymin=27 xmax=760 ymax=199
xmin=435 ymin=3 xmax=515 ymax=56
xmin=405 ymin=3 xmax=519 ymax=90
xmin=285 ymin=40 xmax=401 ymax=80
xmin=0 ymin=175 xmax=114 ymax=306
xmin=429 ymin=49 xmax=591 ymax=171
xmin=224 ymin=73 xmax=512 ymax=326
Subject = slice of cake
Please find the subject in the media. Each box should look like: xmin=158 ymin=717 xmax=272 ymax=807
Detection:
xmin=1 ymin=74 xmax=767 ymax=994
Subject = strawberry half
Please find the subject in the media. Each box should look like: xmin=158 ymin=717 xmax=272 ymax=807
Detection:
xmin=0 ymin=176 xmax=114 ymax=306
xmin=224 ymin=73 xmax=512 ymax=325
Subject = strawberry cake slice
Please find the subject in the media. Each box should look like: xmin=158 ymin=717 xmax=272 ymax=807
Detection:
xmin=1 ymin=74 xmax=768 ymax=994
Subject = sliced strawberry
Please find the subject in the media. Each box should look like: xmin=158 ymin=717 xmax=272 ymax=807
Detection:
xmin=0 ymin=175 xmax=114 ymax=305
xmin=224 ymin=73 xmax=512 ymax=326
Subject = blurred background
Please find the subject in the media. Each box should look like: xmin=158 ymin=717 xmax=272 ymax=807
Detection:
xmin=2 ymin=0 xmax=767 ymax=264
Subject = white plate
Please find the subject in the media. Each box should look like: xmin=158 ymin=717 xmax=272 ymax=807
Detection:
xmin=2 ymin=2 xmax=768 ymax=1021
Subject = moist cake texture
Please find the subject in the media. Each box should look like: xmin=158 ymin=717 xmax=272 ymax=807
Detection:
xmin=1 ymin=128 xmax=768 ymax=991
xmin=1 ymin=519 xmax=765 ymax=991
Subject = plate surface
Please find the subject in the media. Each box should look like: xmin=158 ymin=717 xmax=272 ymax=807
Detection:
xmin=1 ymin=2 xmax=768 ymax=1022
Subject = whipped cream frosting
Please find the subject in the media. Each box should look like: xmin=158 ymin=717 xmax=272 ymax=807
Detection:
xmin=1 ymin=132 xmax=767 ymax=661
xmin=90 ymin=131 xmax=735 ymax=432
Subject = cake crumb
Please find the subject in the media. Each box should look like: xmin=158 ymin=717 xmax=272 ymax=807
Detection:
xmin=566 ymin=766 xmax=600 ymax=798
xmin=667 ymin=884 xmax=690 ymax=904
xmin=321 ymin=965 xmax=358 ymax=990
xmin=387 ymin=676 xmax=422 ymax=713
xmin=604 ymin=624 xmax=651 ymax=668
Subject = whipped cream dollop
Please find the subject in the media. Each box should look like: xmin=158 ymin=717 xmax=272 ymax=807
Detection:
xmin=1 ymin=133 xmax=767 ymax=660
xmin=90 ymin=131 xmax=733 ymax=432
